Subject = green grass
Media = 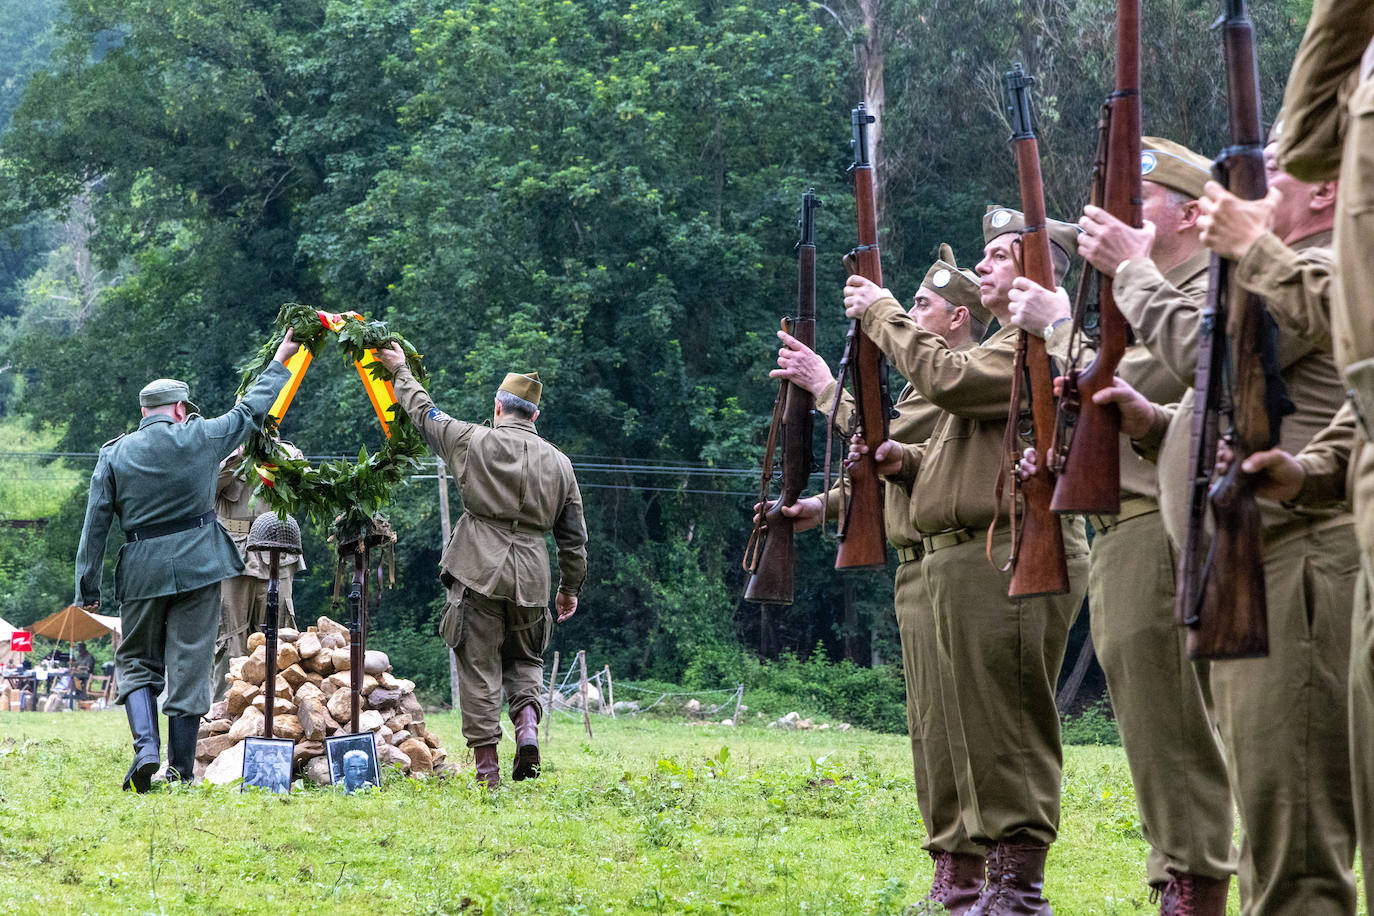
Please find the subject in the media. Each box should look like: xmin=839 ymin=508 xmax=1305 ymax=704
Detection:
xmin=0 ymin=710 xmax=1355 ymax=915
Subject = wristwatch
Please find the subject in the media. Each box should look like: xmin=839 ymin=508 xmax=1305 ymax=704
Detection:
xmin=1042 ymin=316 xmax=1071 ymax=340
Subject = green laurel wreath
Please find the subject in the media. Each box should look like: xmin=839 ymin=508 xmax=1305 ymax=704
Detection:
xmin=233 ymin=303 xmax=429 ymax=542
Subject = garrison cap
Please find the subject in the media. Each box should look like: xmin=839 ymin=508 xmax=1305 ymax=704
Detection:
xmin=922 ymin=243 xmax=991 ymax=325
xmin=982 ymin=205 xmax=1081 ymax=259
xmin=499 ymin=372 xmax=542 ymax=407
xmin=1140 ymin=137 xmax=1212 ymax=199
xmin=139 ymin=378 xmax=199 ymax=414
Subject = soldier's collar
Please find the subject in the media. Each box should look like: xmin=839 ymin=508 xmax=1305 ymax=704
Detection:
xmin=1165 ymin=248 xmax=1211 ymax=288
xmin=494 ymin=416 xmax=537 ymax=431
xmin=138 ymin=414 xmax=176 ymax=429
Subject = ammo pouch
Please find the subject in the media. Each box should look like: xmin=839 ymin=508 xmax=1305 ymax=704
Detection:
xmin=1346 ymin=357 xmax=1374 ymax=442
xmin=439 ymin=587 xmax=466 ymax=650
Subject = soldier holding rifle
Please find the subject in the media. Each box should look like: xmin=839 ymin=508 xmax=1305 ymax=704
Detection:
xmin=1006 ymin=139 xmax=1236 ymax=912
xmin=1278 ymin=5 xmax=1374 ymax=903
xmin=1036 ymin=138 xmax=1356 ymax=914
xmin=74 ymin=330 xmax=298 ymax=792
xmin=843 ymin=206 xmax=1088 ymax=913
xmin=770 ymin=247 xmax=991 ymax=911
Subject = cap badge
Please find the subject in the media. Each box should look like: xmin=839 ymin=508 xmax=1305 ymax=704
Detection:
xmin=990 ymin=209 xmax=1012 ymax=229
xmin=932 ymin=268 xmax=951 ymax=288
xmin=1140 ymin=151 xmax=1157 ymax=175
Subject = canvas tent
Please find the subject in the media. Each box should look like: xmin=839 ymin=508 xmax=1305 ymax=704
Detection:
xmin=0 ymin=615 xmax=18 ymax=667
xmin=30 ymin=605 xmax=122 ymax=643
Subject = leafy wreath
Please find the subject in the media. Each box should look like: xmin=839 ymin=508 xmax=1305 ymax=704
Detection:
xmin=234 ymin=303 xmax=429 ymax=542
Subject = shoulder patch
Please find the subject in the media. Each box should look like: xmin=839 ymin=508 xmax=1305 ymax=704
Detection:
xmin=428 ymin=408 xmax=451 ymax=423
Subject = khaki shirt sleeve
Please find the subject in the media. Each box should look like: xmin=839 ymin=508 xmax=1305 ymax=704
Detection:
xmin=1293 ymin=400 xmax=1357 ymax=505
xmin=860 ymin=296 xmax=1013 ymax=419
xmin=815 ymin=380 xmax=856 ymax=436
xmin=1235 ymin=233 xmax=1334 ymax=352
xmin=1278 ymin=0 xmax=1374 ymax=181
xmin=1113 ymin=260 xmax=1201 ymax=389
xmin=1132 ymin=403 xmax=1178 ymax=464
xmin=553 ymin=478 xmax=588 ymax=595
xmin=74 ymin=451 xmax=115 ymax=606
xmin=391 ymin=366 xmax=478 ymax=467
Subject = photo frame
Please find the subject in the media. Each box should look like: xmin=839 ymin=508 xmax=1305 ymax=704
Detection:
xmin=325 ymin=732 xmax=381 ymax=793
xmin=241 ymin=737 xmax=294 ymax=794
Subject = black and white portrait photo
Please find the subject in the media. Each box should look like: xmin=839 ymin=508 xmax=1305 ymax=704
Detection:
xmin=241 ymin=737 xmax=294 ymax=794
xmin=325 ymin=733 xmax=380 ymax=793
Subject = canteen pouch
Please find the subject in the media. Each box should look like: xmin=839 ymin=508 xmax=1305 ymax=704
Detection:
xmin=1346 ymin=357 xmax=1374 ymax=442
xmin=439 ymin=587 xmax=466 ymax=650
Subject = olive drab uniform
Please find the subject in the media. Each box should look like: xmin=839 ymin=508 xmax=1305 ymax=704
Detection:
xmin=1279 ymin=4 xmax=1374 ymax=906
xmin=858 ymin=294 xmax=1090 ymax=855
xmin=1045 ymin=247 xmax=1236 ymax=892
xmin=818 ymin=354 xmax=983 ymax=864
xmin=74 ymin=362 xmax=290 ymax=719
xmin=1120 ymin=231 xmax=1358 ymax=915
xmin=391 ymin=367 xmax=587 ymax=750
xmin=211 ymin=445 xmax=307 ymax=699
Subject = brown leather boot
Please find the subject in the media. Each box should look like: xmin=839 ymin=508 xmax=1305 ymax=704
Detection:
xmin=1158 ymin=870 xmax=1228 ymax=916
xmin=928 ymin=850 xmax=986 ymax=914
xmin=474 ymin=744 xmax=500 ymax=789
xmin=968 ymin=842 xmax=1052 ymax=916
xmin=511 ymin=704 xmax=541 ymax=781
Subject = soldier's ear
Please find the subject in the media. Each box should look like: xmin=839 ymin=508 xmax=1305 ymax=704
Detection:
xmin=1310 ymin=180 xmax=1337 ymax=212
xmin=532 ymin=408 xmax=541 ymax=422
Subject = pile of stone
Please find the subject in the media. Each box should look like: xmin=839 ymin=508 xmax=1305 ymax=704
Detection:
xmin=768 ymin=711 xmax=852 ymax=731
xmin=195 ymin=615 xmax=452 ymax=785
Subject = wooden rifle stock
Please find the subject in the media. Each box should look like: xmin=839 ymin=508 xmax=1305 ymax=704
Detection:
xmin=1004 ymin=65 xmax=1070 ymax=598
xmin=835 ymin=103 xmax=888 ymax=570
xmin=1177 ymin=0 xmax=1289 ymax=660
xmin=745 ymin=190 xmax=821 ymax=604
xmin=1050 ymin=0 xmax=1140 ymax=514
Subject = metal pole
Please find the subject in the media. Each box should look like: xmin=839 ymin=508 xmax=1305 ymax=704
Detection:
xmin=604 ymin=665 xmax=615 ymax=718
xmin=263 ymin=548 xmax=281 ymax=738
xmin=545 ymin=650 xmax=559 ymax=746
xmin=348 ymin=546 xmax=367 ymax=733
xmin=578 ymin=650 xmax=593 ymax=739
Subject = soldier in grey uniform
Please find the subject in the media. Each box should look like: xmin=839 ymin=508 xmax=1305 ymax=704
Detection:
xmin=376 ymin=343 xmax=587 ymax=789
xmin=75 ymin=331 xmax=297 ymax=791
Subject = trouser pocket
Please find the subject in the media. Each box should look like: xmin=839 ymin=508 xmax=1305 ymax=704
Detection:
xmin=439 ymin=590 xmax=467 ymax=650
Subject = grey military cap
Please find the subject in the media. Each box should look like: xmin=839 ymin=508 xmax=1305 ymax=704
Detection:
xmin=138 ymin=378 xmax=199 ymax=414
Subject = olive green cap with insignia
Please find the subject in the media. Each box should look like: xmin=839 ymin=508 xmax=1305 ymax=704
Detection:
xmin=1140 ymin=137 xmax=1212 ymax=200
xmin=922 ymin=243 xmax=991 ymax=325
xmin=499 ymin=372 xmax=542 ymax=407
xmin=982 ymin=205 xmax=1080 ymax=259
xmin=139 ymin=378 xmax=199 ymax=414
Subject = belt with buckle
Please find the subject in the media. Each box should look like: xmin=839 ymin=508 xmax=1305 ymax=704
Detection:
xmin=921 ymin=528 xmax=975 ymax=554
xmin=126 ymin=510 xmax=218 ymax=543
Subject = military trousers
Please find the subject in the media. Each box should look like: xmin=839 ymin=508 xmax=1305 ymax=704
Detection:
xmin=116 ymin=582 xmax=221 ymax=718
xmin=894 ymin=556 xmax=980 ymax=857
xmin=1089 ymin=508 xmax=1235 ymax=887
xmin=1349 ymin=443 xmax=1374 ymax=916
xmin=923 ymin=522 xmax=1088 ymax=847
xmin=212 ymin=572 xmax=297 ymax=700
xmin=442 ymin=585 xmax=551 ymax=749
xmin=1209 ymin=520 xmax=1358 ymax=916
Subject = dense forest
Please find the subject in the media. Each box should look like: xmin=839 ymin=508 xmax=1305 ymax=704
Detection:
xmin=0 ymin=0 xmax=1312 ymax=723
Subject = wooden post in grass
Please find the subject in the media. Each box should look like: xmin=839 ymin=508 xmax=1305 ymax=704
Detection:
xmin=545 ymin=650 xmax=560 ymax=746
xmin=578 ymin=650 xmax=593 ymax=739
xmin=604 ymin=665 xmax=615 ymax=718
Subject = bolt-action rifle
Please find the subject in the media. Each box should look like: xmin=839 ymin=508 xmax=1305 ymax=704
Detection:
xmin=1050 ymin=0 xmax=1141 ymax=514
xmin=1176 ymin=0 xmax=1292 ymax=660
xmin=744 ymin=189 xmax=822 ymax=604
xmin=1001 ymin=64 xmax=1070 ymax=598
xmin=826 ymin=103 xmax=889 ymax=570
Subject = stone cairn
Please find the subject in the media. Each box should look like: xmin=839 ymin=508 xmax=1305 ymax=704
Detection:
xmin=196 ymin=615 xmax=452 ymax=785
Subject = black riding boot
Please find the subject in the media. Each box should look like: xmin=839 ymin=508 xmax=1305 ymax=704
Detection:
xmin=122 ymin=687 xmax=161 ymax=793
xmin=167 ymin=716 xmax=200 ymax=783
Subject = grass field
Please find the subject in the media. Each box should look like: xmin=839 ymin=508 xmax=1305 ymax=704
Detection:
xmin=0 ymin=709 xmax=1357 ymax=915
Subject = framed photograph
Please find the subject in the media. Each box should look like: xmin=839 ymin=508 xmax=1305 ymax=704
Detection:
xmin=325 ymin=732 xmax=381 ymax=793
xmin=241 ymin=737 xmax=295 ymax=794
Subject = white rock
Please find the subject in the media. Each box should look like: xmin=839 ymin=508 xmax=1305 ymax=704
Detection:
xmin=203 ymin=741 xmax=247 ymax=786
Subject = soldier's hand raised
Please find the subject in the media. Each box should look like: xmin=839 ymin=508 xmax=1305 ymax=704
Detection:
xmin=272 ymin=328 xmax=300 ymax=365
xmin=375 ymin=342 xmax=407 ymax=374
